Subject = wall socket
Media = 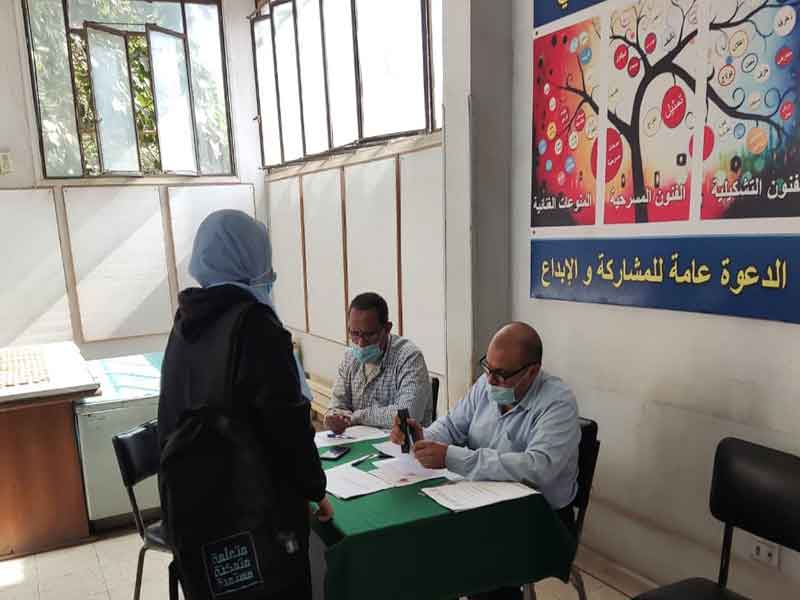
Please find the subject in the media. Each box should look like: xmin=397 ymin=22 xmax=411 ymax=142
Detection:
xmin=750 ymin=537 xmax=780 ymax=568
xmin=0 ymin=152 xmax=12 ymax=175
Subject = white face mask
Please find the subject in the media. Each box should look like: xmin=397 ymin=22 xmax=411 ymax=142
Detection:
xmin=487 ymin=380 xmax=521 ymax=406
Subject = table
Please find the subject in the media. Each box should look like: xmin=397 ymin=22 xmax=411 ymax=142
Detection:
xmin=311 ymin=439 xmax=577 ymax=600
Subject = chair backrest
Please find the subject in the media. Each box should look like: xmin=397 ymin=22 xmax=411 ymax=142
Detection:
xmin=711 ymin=437 xmax=800 ymax=553
xmin=112 ymin=419 xmax=160 ymax=538
xmin=431 ymin=377 xmax=440 ymax=422
xmin=572 ymin=418 xmax=600 ymax=540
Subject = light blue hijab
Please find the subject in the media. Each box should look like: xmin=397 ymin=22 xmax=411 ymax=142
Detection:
xmin=188 ymin=209 xmax=313 ymax=401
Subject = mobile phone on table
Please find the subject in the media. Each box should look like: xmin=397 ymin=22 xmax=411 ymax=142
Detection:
xmin=320 ymin=446 xmax=351 ymax=461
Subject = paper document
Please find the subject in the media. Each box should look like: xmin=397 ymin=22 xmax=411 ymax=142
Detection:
xmin=325 ymin=463 xmax=393 ymax=500
xmin=315 ymin=425 xmax=389 ymax=449
xmin=370 ymin=455 xmax=450 ymax=487
xmin=372 ymin=440 xmax=404 ymax=458
xmin=421 ymin=481 xmax=539 ymax=512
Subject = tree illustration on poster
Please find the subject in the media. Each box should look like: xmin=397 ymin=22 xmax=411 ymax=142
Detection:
xmin=703 ymin=2 xmax=800 ymax=220
xmin=532 ymin=18 xmax=602 ymax=227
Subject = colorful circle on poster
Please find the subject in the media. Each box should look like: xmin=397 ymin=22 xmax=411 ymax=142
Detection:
xmin=776 ymin=46 xmax=794 ymax=68
xmin=570 ymin=37 xmax=580 ymax=53
xmin=592 ymin=128 xmax=623 ymax=182
xmin=718 ymin=64 xmax=736 ymax=87
xmin=748 ymin=92 xmax=763 ymax=111
xmin=755 ymin=63 xmax=771 ymax=82
xmin=544 ymin=83 xmax=551 ymax=96
xmin=537 ymin=139 xmax=548 ymax=155
xmin=559 ymin=106 xmax=570 ymax=125
xmin=579 ymin=32 xmax=590 ymax=47
xmin=580 ymin=47 xmax=593 ymax=65
xmin=628 ymin=57 xmax=642 ymax=78
xmin=557 ymin=172 xmax=566 ymax=186
xmin=731 ymin=156 xmax=742 ymax=172
xmin=715 ymin=33 xmax=729 ymax=57
xmin=586 ymin=116 xmax=599 ymax=139
xmin=547 ymin=122 xmax=557 ymax=140
xmin=775 ymin=6 xmax=797 ymax=37
xmin=614 ymin=44 xmax=629 ymax=70
xmin=645 ymin=33 xmax=657 ymax=55
xmin=747 ymin=127 xmax=768 ymax=155
xmin=780 ymin=100 xmax=795 ymax=121
xmin=574 ymin=109 xmax=587 ymax=132
xmin=548 ymin=97 xmax=557 ymax=112
xmin=554 ymin=138 xmax=564 ymax=155
xmin=569 ymin=131 xmax=579 ymax=150
xmin=729 ymin=30 xmax=749 ymax=58
xmin=644 ymin=107 xmax=661 ymax=137
xmin=662 ymin=85 xmax=687 ymax=129
xmin=565 ymin=156 xmax=576 ymax=174
xmin=734 ymin=123 xmax=747 ymax=139
xmin=742 ymin=53 xmax=758 ymax=73
xmin=689 ymin=125 xmax=715 ymax=161
xmin=545 ymin=159 xmax=553 ymax=172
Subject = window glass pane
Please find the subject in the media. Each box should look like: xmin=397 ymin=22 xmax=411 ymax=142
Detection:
xmin=431 ymin=0 xmax=443 ymax=129
xmin=127 ymin=36 xmax=161 ymax=174
xmin=185 ymin=3 xmax=233 ymax=174
xmin=254 ymin=18 xmax=282 ymax=165
xmin=149 ymin=30 xmax=198 ymax=173
xmin=87 ymin=28 xmax=139 ymax=173
xmin=322 ymin=0 xmax=358 ymax=147
xmin=273 ymin=3 xmax=304 ymax=161
xmin=297 ymin=0 xmax=330 ymax=155
xmin=69 ymin=0 xmax=183 ymax=32
xmin=356 ymin=0 xmax=426 ymax=137
xmin=27 ymin=0 xmax=83 ymax=177
xmin=69 ymin=33 xmax=100 ymax=175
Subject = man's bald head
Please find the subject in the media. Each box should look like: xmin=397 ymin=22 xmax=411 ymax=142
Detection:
xmin=489 ymin=322 xmax=543 ymax=368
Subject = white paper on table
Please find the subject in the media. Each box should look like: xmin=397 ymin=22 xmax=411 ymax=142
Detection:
xmin=325 ymin=463 xmax=393 ymax=499
xmin=369 ymin=455 xmax=449 ymax=487
xmin=421 ymin=481 xmax=539 ymax=512
xmin=373 ymin=440 xmax=404 ymax=458
xmin=314 ymin=425 xmax=389 ymax=449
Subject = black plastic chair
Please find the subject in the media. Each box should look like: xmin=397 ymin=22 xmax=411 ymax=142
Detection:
xmin=112 ymin=420 xmax=179 ymax=600
xmin=526 ymin=417 xmax=600 ymax=600
xmin=634 ymin=437 xmax=800 ymax=600
xmin=431 ymin=377 xmax=440 ymax=422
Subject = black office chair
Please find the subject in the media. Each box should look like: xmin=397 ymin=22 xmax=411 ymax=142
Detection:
xmin=112 ymin=420 xmax=180 ymax=600
xmin=431 ymin=377 xmax=440 ymax=422
xmin=525 ymin=418 xmax=601 ymax=600
xmin=633 ymin=437 xmax=800 ymax=600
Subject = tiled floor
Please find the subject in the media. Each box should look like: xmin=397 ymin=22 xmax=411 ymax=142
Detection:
xmin=0 ymin=533 xmax=635 ymax=600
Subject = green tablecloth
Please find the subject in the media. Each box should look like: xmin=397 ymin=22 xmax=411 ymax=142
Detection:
xmin=312 ymin=439 xmax=577 ymax=600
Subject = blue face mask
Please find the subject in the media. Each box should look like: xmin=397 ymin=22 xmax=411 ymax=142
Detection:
xmin=350 ymin=344 xmax=383 ymax=364
xmin=487 ymin=382 xmax=519 ymax=407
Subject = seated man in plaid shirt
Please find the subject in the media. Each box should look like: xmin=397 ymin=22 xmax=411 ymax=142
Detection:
xmin=324 ymin=292 xmax=433 ymax=432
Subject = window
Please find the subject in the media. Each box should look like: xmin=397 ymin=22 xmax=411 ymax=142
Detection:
xmin=251 ymin=0 xmax=443 ymax=168
xmin=23 ymin=0 xmax=234 ymax=178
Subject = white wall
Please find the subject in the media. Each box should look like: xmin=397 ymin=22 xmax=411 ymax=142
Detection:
xmin=0 ymin=0 xmax=266 ymax=360
xmin=513 ymin=1 xmax=800 ymax=597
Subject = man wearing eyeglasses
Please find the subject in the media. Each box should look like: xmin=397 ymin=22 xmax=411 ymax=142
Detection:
xmin=392 ymin=323 xmax=579 ymax=595
xmin=324 ymin=292 xmax=432 ymax=433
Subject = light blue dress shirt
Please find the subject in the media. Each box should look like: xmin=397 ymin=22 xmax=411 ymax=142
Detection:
xmin=424 ymin=370 xmax=580 ymax=509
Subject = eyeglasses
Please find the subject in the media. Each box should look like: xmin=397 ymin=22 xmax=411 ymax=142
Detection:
xmin=348 ymin=328 xmax=383 ymax=343
xmin=479 ymin=355 xmax=538 ymax=383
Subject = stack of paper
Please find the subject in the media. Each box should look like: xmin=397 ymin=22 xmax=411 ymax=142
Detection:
xmin=315 ymin=425 xmax=389 ymax=449
xmin=370 ymin=455 xmax=449 ymax=487
xmin=421 ymin=481 xmax=539 ymax=512
xmin=325 ymin=463 xmax=393 ymax=500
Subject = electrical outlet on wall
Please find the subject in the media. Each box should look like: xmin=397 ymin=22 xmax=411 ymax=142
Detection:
xmin=750 ymin=537 xmax=780 ymax=568
xmin=0 ymin=152 xmax=13 ymax=175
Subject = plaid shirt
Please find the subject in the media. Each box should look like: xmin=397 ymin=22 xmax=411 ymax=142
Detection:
xmin=328 ymin=335 xmax=432 ymax=429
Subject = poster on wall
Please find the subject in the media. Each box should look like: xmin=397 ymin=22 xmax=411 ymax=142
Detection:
xmin=602 ymin=0 xmax=701 ymax=224
xmin=532 ymin=18 xmax=601 ymax=227
xmin=702 ymin=3 xmax=800 ymax=220
xmin=531 ymin=236 xmax=799 ymax=324
xmin=534 ymin=0 xmax=607 ymax=28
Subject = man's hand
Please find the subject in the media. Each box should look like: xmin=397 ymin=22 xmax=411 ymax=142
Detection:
xmin=313 ymin=496 xmax=335 ymax=523
xmin=390 ymin=414 xmax=424 ymax=446
xmin=324 ymin=413 xmax=351 ymax=434
xmin=413 ymin=440 xmax=448 ymax=469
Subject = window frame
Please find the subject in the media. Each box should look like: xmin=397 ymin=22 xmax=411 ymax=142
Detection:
xmin=251 ymin=0 xmax=440 ymax=170
xmin=21 ymin=0 xmax=236 ymax=180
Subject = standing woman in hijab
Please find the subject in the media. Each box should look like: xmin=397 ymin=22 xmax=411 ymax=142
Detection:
xmin=158 ymin=209 xmax=332 ymax=600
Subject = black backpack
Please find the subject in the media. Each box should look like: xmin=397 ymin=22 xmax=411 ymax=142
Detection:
xmin=159 ymin=303 xmax=304 ymax=599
